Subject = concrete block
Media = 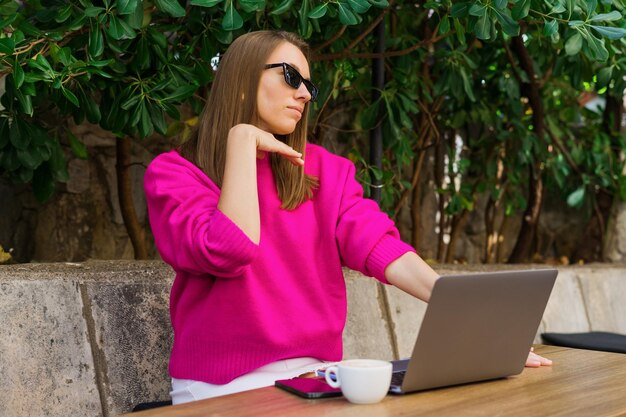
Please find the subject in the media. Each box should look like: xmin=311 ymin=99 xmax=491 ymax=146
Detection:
xmin=343 ymin=270 xmax=394 ymax=361
xmin=0 ymin=278 xmax=101 ymax=417
xmin=384 ymin=285 xmax=428 ymax=359
xmin=579 ymin=267 xmax=626 ymax=332
xmin=538 ymin=269 xmax=591 ymax=339
xmin=604 ymin=201 xmax=626 ymax=262
xmin=1 ymin=261 xmax=624 ymax=417
xmin=85 ymin=279 xmax=173 ymax=416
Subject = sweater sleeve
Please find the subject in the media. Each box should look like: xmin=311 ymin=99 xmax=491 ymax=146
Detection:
xmin=335 ymin=162 xmax=415 ymax=283
xmin=144 ymin=152 xmax=259 ymax=277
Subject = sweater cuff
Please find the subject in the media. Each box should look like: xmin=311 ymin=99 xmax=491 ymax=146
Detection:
xmin=206 ymin=209 xmax=259 ymax=272
xmin=365 ymin=234 xmax=416 ymax=284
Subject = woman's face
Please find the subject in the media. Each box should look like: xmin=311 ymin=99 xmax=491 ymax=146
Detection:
xmin=256 ymin=42 xmax=313 ymax=135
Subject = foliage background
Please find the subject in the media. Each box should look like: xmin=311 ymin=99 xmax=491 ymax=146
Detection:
xmin=0 ymin=0 xmax=625 ymax=263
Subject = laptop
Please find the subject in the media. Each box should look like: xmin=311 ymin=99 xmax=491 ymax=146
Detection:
xmin=389 ymin=269 xmax=558 ymax=394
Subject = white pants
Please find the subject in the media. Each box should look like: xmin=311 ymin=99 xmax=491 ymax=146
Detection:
xmin=170 ymin=357 xmax=336 ymax=404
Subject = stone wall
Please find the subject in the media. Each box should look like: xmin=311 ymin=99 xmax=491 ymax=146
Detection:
xmin=605 ymin=201 xmax=626 ymax=262
xmin=0 ymin=122 xmax=166 ymax=263
xmin=1 ymin=261 xmax=625 ymax=417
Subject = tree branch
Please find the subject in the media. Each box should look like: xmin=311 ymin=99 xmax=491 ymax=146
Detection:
xmin=545 ymin=127 xmax=581 ymax=175
xmin=313 ymin=0 xmax=395 ymax=55
xmin=313 ymin=32 xmax=453 ymax=62
xmin=116 ymin=136 xmax=148 ymax=260
xmin=346 ymin=4 xmax=392 ymax=50
xmin=502 ymin=40 xmax=523 ymax=85
xmin=313 ymin=26 xmax=347 ymax=53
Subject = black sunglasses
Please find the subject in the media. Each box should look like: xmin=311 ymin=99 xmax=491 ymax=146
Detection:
xmin=264 ymin=62 xmax=319 ymax=102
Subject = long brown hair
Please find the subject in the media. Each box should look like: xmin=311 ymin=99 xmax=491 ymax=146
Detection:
xmin=179 ymin=31 xmax=318 ymax=210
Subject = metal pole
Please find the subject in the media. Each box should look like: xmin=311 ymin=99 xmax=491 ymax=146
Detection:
xmin=370 ymin=20 xmax=385 ymax=203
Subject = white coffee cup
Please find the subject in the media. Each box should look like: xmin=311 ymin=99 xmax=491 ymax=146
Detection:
xmin=324 ymin=359 xmax=392 ymax=404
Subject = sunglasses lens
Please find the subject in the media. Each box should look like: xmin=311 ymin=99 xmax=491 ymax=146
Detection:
xmin=283 ymin=65 xmax=302 ymax=89
xmin=281 ymin=63 xmax=318 ymax=101
xmin=305 ymin=81 xmax=318 ymax=101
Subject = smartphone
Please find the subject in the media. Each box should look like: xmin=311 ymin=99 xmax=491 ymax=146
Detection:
xmin=275 ymin=377 xmax=342 ymax=399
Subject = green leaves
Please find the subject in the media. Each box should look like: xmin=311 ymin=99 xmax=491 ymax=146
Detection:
xmin=316 ymin=0 xmax=373 ymax=26
xmin=511 ymin=0 xmax=530 ymax=20
xmin=567 ymin=187 xmax=585 ymax=208
xmin=107 ymin=15 xmax=137 ymax=40
xmin=585 ymin=31 xmax=609 ymax=61
xmin=308 ymin=4 xmax=328 ymax=19
xmin=166 ymin=85 xmax=198 ymax=102
xmin=456 ymin=1 xmax=519 ymax=40
xmin=562 ymin=10 xmax=625 ymax=61
xmin=270 ymin=0 xmax=294 ymax=15
xmin=565 ymin=33 xmax=583 ymax=55
xmin=222 ymin=0 xmax=243 ymax=30
xmin=347 ymin=0 xmax=371 ymax=14
xmin=544 ymin=20 xmax=558 ymax=37
xmin=68 ymin=132 xmax=89 ymax=160
xmin=239 ymin=0 xmax=265 ymax=12
xmin=475 ymin=14 xmax=491 ymax=40
xmin=61 ymin=87 xmax=79 ymax=107
xmin=469 ymin=3 xmax=487 ymax=17
xmin=337 ymin=1 xmax=359 ymax=25
xmin=117 ymin=0 xmax=139 ymax=15
xmin=589 ymin=11 xmax=622 ymax=22
xmin=493 ymin=7 xmax=519 ymax=36
xmin=191 ymin=0 xmax=223 ymax=6
xmin=590 ymin=25 xmax=626 ymax=40
xmin=0 ymin=37 xmax=15 ymax=54
xmin=2 ymin=0 xmax=625 ymax=228
xmin=89 ymin=25 xmax=104 ymax=58
xmin=13 ymin=61 xmax=25 ymax=89
xmin=0 ymin=116 xmax=63 ymax=200
xmin=596 ymin=66 xmax=613 ymax=87
xmin=154 ymin=0 xmax=186 ymax=17
xmin=9 ymin=118 xmax=29 ymax=150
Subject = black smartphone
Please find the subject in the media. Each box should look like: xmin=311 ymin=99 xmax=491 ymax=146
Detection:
xmin=275 ymin=377 xmax=342 ymax=399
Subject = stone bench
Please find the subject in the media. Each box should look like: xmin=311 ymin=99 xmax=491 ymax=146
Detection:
xmin=1 ymin=261 xmax=625 ymax=417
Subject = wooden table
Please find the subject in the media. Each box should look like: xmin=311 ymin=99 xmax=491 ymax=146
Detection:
xmin=125 ymin=345 xmax=626 ymax=417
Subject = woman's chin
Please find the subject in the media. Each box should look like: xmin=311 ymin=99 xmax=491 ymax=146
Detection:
xmin=271 ymin=126 xmax=297 ymax=136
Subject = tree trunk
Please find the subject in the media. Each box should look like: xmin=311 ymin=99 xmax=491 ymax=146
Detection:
xmin=434 ymin=138 xmax=446 ymax=262
xmin=116 ymin=136 xmax=148 ymax=260
xmin=508 ymin=166 xmax=543 ymax=263
xmin=446 ymin=210 xmax=470 ymax=263
xmin=410 ymin=150 xmax=427 ymax=249
xmin=484 ymin=197 xmax=497 ymax=263
xmin=496 ymin=214 xmax=512 ymax=263
xmin=569 ymin=88 xmax=623 ymax=262
xmin=507 ymin=36 xmax=546 ymax=263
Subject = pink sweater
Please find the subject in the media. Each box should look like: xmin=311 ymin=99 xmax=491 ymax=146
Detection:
xmin=144 ymin=143 xmax=414 ymax=384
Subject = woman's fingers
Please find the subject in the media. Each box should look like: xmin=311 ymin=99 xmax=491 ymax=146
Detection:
xmin=281 ymin=149 xmax=304 ymax=166
xmin=285 ymin=155 xmax=305 ymax=166
xmin=256 ymin=130 xmax=304 ymax=165
xmin=525 ymin=350 xmax=552 ymax=367
xmin=229 ymin=124 xmax=304 ymax=165
xmin=533 ymin=351 xmax=553 ymax=365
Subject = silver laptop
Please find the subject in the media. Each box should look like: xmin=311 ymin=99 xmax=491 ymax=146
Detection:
xmin=389 ymin=269 xmax=558 ymax=394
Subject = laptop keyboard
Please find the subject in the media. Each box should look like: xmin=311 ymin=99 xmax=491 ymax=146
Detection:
xmin=391 ymin=370 xmax=406 ymax=386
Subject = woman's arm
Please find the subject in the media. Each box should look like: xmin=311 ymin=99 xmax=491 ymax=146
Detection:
xmin=217 ymin=124 xmax=304 ymax=244
xmin=385 ymin=253 xmax=552 ymax=367
xmin=384 ymin=252 xmax=439 ymax=302
xmin=144 ymin=152 xmax=258 ymax=277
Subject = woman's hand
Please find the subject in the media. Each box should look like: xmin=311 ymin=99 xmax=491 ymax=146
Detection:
xmin=525 ymin=347 xmax=552 ymax=367
xmin=218 ymin=124 xmax=303 ymax=244
xmin=229 ymin=124 xmax=304 ymax=166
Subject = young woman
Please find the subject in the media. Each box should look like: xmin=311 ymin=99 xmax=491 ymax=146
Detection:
xmin=144 ymin=30 xmax=550 ymax=404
